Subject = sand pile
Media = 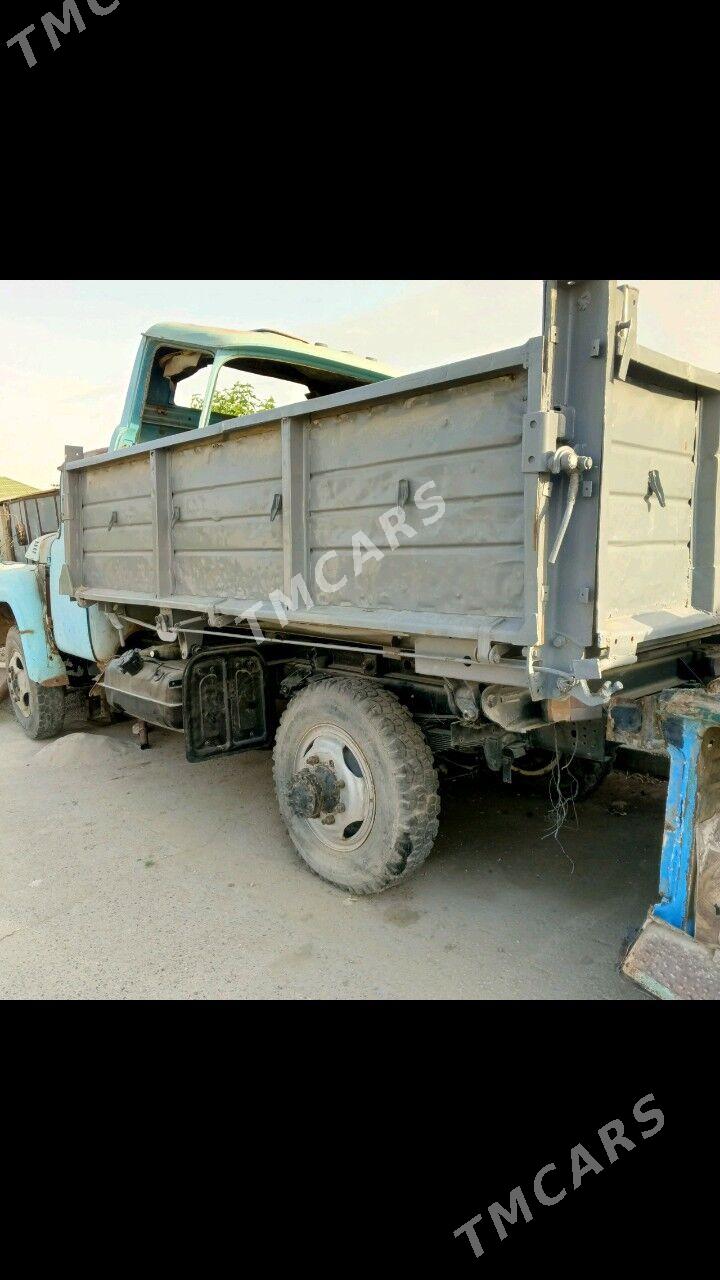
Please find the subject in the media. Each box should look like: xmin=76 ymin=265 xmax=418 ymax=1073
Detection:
xmin=34 ymin=731 xmax=146 ymax=770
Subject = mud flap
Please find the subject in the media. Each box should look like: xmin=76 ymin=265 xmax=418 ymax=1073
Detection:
xmin=183 ymin=648 xmax=272 ymax=763
xmin=623 ymin=914 xmax=720 ymax=1000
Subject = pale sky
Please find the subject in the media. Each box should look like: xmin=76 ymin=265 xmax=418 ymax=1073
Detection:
xmin=2 ymin=279 xmax=719 ymax=490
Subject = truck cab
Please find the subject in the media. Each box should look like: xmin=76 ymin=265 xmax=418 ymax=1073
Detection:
xmin=1 ymin=321 xmax=396 ymax=713
xmin=109 ymin=324 xmax=396 ymax=451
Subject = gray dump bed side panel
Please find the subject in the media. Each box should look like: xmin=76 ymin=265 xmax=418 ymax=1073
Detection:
xmin=65 ymin=346 xmax=534 ymax=658
xmin=306 ymin=375 xmax=526 ymax=617
xmin=595 ymin=333 xmax=720 ymax=654
xmin=602 ymin=376 xmax=698 ymax=618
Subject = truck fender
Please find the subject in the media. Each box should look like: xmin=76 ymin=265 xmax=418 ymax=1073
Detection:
xmin=47 ymin=530 xmax=120 ymax=665
xmin=0 ymin=562 xmax=68 ymax=686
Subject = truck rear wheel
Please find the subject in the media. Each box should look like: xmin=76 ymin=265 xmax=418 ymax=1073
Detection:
xmin=273 ymin=676 xmax=440 ymax=894
xmin=5 ymin=626 xmax=65 ymax=740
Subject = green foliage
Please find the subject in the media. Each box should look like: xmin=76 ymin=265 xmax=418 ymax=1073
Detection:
xmin=191 ymin=381 xmax=275 ymax=420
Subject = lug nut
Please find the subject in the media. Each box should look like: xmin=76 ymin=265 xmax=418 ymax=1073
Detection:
xmin=307 ymin=755 xmax=319 ymax=765
xmin=321 ymin=814 xmax=336 ymax=825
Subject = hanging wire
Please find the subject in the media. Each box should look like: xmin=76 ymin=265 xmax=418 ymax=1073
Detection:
xmin=541 ymin=723 xmax=579 ymax=873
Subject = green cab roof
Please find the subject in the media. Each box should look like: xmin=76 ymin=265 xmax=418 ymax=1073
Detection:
xmin=143 ymin=322 xmax=398 ymax=395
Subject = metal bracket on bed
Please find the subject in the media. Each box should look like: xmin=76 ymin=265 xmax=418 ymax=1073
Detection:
xmin=615 ymin=285 xmax=639 ymax=382
xmin=475 ymin=618 xmax=508 ymax=663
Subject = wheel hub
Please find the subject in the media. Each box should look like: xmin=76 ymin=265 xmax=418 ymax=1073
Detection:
xmin=7 ymin=652 xmax=31 ymax=718
xmin=287 ymin=764 xmax=341 ymax=819
xmin=290 ymin=724 xmax=376 ymax=853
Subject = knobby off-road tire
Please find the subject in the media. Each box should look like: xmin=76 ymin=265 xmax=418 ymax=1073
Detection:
xmin=273 ymin=676 xmax=441 ymax=894
xmin=5 ymin=626 xmax=65 ymax=740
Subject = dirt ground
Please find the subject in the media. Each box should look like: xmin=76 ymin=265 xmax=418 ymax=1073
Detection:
xmin=0 ymin=694 xmax=662 ymax=999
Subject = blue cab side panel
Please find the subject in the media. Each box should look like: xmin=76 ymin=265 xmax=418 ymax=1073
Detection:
xmin=0 ymin=531 xmax=119 ymax=682
xmin=0 ymin=561 xmax=67 ymax=684
xmin=48 ymin=530 xmax=119 ymax=664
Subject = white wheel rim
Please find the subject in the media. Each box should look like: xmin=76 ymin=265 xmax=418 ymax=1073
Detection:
xmin=293 ymin=722 xmax=376 ymax=853
xmin=8 ymin=651 xmax=32 ymax=719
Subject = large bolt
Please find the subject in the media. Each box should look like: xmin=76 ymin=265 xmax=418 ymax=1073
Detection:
xmin=307 ymin=755 xmax=319 ymax=765
xmin=321 ymin=814 xmax=336 ymax=825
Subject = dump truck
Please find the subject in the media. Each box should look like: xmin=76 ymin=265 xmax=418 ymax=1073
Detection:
xmin=2 ymin=283 xmax=719 ymax=998
xmin=0 ymin=486 xmax=61 ymax=563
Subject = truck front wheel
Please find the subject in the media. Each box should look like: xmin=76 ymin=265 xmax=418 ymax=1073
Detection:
xmin=273 ymin=676 xmax=440 ymax=894
xmin=5 ymin=626 xmax=65 ymax=740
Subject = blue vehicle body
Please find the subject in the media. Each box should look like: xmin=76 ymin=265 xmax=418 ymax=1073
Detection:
xmin=0 ymin=558 xmax=67 ymax=684
xmin=621 ymin=687 xmax=720 ymax=999
xmin=47 ymin=529 xmax=118 ymax=665
xmin=0 ymin=530 xmax=118 ymax=683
